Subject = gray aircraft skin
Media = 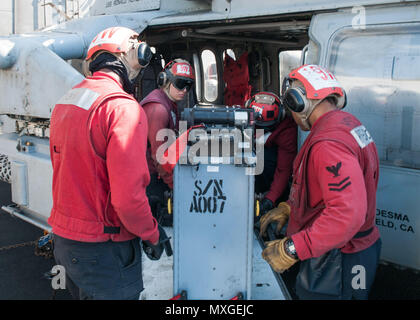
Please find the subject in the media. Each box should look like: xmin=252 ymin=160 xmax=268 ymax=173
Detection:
xmin=0 ymin=0 xmax=419 ymax=299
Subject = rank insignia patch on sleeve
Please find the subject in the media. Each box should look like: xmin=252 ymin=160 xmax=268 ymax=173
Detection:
xmin=328 ymin=176 xmax=351 ymax=192
xmin=326 ymin=161 xmax=342 ymax=177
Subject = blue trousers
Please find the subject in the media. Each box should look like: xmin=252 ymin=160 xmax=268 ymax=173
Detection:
xmin=53 ymin=234 xmax=143 ymax=300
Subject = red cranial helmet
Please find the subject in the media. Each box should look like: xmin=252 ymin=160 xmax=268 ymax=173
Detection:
xmin=86 ymin=26 xmax=152 ymax=80
xmin=282 ymin=64 xmax=346 ymax=130
xmin=157 ymin=59 xmax=195 ymax=91
xmin=86 ymin=27 xmax=139 ymax=60
xmin=245 ymin=92 xmax=285 ymax=127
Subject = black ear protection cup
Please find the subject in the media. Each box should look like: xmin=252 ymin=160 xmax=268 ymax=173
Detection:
xmin=272 ymin=98 xmax=286 ymax=122
xmin=282 ymin=75 xmax=305 ymax=113
xmin=156 ymin=60 xmax=179 ymax=88
xmin=157 ymin=70 xmax=168 ymax=88
xmin=244 ymin=98 xmax=252 ymax=109
xmin=137 ymin=42 xmax=153 ymax=67
xmin=278 ymin=102 xmax=286 ymax=122
xmin=281 ymin=76 xmax=291 ymax=96
xmin=283 ymin=87 xmax=307 ymax=113
xmin=341 ymin=90 xmax=347 ymax=109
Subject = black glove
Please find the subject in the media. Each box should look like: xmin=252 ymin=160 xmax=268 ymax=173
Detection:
xmin=261 ymin=198 xmax=274 ymax=215
xmin=142 ymin=225 xmax=173 ymax=261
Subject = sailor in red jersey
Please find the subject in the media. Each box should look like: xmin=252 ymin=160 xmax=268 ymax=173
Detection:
xmin=245 ymin=92 xmax=297 ymax=214
xmin=260 ymin=65 xmax=381 ymax=300
xmin=141 ymin=59 xmax=195 ymax=226
xmin=49 ymin=27 xmax=171 ymax=300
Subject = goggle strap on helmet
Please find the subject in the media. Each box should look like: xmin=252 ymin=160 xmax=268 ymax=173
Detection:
xmin=253 ymin=93 xmax=276 ymax=105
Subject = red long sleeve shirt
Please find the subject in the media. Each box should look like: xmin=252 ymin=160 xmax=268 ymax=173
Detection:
xmin=264 ymin=116 xmax=298 ymax=203
xmin=92 ymin=94 xmax=158 ymax=243
xmin=49 ymin=72 xmax=159 ymax=244
xmin=142 ymin=101 xmax=174 ymax=188
xmin=287 ymin=110 xmax=380 ymax=260
xmin=291 ymin=141 xmax=368 ymax=259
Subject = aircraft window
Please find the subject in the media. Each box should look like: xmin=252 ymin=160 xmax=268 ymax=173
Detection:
xmin=148 ymin=47 xmax=164 ymax=68
xmin=201 ymin=49 xmax=218 ymax=102
xmin=193 ymin=53 xmax=202 ymax=101
xmin=329 ymin=27 xmax=420 ymax=169
xmin=278 ymin=50 xmax=302 ymax=94
xmin=223 ymin=49 xmax=236 ymax=61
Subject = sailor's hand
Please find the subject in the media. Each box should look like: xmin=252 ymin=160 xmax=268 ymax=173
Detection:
xmin=262 ymin=238 xmax=298 ymax=273
xmin=259 ymin=202 xmax=290 ymax=237
xmin=142 ymin=225 xmax=172 ymax=260
xmin=260 ymin=198 xmax=274 ymax=215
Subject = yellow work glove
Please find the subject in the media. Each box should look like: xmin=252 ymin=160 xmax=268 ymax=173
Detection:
xmin=262 ymin=237 xmax=298 ymax=273
xmin=259 ymin=202 xmax=290 ymax=237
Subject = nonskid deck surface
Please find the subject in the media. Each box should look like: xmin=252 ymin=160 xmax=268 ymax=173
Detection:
xmin=1 ymin=181 xmax=419 ymax=300
xmin=140 ymin=226 xmax=286 ymax=300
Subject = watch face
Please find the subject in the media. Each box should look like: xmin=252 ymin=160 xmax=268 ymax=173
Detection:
xmin=289 ymin=242 xmax=296 ymax=253
xmin=286 ymin=239 xmax=298 ymax=259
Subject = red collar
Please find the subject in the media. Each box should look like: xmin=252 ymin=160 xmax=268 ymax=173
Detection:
xmin=91 ymin=71 xmax=124 ymax=90
xmin=310 ymin=109 xmax=340 ymax=131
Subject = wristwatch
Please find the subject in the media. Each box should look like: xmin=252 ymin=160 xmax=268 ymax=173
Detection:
xmin=284 ymin=238 xmax=299 ymax=259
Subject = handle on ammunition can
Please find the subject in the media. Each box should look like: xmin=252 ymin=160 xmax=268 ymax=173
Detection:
xmin=168 ymin=198 xmax=172 ymax=215
xmin=256 ymin=199 xmax=260 ymax=217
